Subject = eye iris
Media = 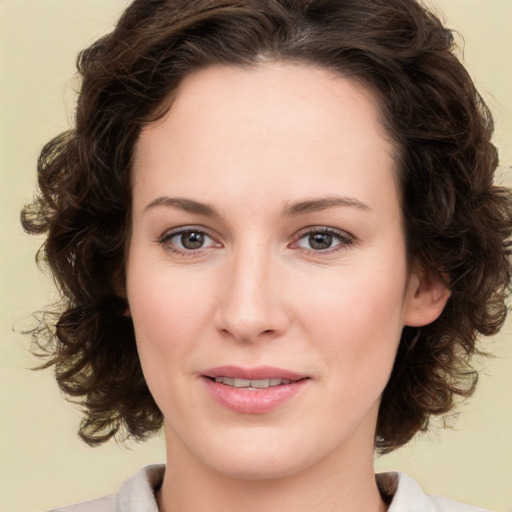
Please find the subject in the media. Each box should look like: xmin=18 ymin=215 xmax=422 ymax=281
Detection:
xmin=309 ymin=232 xmax=333 ymax=250
xmin=181 ymin=231 xmax=204 ymax=249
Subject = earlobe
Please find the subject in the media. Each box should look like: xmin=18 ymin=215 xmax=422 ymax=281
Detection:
xmin=404 ymin=264 xmax=450 ymax=327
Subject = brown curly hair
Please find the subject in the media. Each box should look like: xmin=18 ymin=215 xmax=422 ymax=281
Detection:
xmin=21 ymin=0 xmax=512 ymax=453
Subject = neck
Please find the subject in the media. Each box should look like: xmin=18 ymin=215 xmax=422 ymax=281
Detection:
xmin=158 ymin=429 xmax=386 ymax=512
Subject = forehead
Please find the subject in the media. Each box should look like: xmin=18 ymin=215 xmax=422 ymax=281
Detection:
xmin=132 ymin=63 xmax=400 ymax=216
xmin=139 ymin=62 xmax=391 ymax=150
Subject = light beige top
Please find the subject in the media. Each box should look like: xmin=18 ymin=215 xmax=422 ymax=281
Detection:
xmin=49 ymin=464 xmax=491 ymax=512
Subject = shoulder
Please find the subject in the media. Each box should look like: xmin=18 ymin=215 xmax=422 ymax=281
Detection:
xmin=48 ymin=464 xmax=165 ymax=512
xmin=378 ymin=472 xmax=492 ymax=512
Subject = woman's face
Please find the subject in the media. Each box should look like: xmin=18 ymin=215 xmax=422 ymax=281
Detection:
xmin=127 ymin=63 xmax=444 ymax=479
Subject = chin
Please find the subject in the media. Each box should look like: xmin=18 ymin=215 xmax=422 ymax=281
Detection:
xmin=207 ymin=450 xmax=311 ymax=481
xmin=193 ymin=426 xmax=335 ymax=481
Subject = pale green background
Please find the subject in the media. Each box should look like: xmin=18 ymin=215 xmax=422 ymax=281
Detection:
xmin=1 ymin=1 xmax=511 ymax=511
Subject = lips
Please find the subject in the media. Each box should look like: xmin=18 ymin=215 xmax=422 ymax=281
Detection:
xmin=203 ymin=365 xmax=306 ymax=381
xmin=201 ymin=365 xmax=309 ymax=414
xmin=213 ymin=377 xmax=292 ymax=388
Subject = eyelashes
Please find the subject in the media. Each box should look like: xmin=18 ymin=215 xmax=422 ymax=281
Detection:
xmin=157 ymin=225 xmax=355 ymax=257
xmin=290 ymin=226 xmax=354 ymax=254
xmin=158 ymin=226 xmax=221 ymax=257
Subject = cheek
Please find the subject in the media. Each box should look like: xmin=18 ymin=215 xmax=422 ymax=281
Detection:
xmin=293 ymin=260 xmax=406 ymax=335
xmin=126 ymin=259 xmax=213 ymax=372
xmin=291 ymin=257 xmax=407 ymax=382
xmin=128 ymin=253 xmax=210 ymax=328
xmin=126 ymin=264 xmax=214 ymax=410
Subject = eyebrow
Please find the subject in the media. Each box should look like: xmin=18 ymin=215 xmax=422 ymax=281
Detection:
xmin=282 ymin=195 xmax=371 ymax=216
xmin=144 ymin=196 xmax=219 ymax=217
xmin=143 ymin=194 xmax=370 ymax=217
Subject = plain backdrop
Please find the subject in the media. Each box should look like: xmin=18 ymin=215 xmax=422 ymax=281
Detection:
xmin=1 ymin=1 xmax=511 ymax=511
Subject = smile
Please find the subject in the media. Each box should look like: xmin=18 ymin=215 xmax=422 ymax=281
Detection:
xmin=213 ymin=377 xmax=293 ymax=388
xmin=202 ymin=366 xmax=310 ymax=413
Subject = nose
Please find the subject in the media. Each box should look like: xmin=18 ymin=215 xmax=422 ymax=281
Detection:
xmin=214 ymin=247 xmax=290 ymax=343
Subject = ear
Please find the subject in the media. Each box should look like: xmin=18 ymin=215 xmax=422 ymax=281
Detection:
xmin=403 ymin=262 xmax=450 ymax=327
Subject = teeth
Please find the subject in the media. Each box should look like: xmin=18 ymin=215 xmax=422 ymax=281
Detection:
xmin=251 ymin=379 xmax=270 ymax=388
xmin=234 ymin=378 xmax=251 ymax=387
xmin=214 ymin=377 xmax=292 ymax=388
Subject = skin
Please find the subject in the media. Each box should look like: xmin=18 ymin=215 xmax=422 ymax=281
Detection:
xmin=126 ymin=63 xmax=448 ymax=512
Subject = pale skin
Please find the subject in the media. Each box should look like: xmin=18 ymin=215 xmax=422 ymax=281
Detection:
xmin=126 ymin=63 xmax=449 ymax=512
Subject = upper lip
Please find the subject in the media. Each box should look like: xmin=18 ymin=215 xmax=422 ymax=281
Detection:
xmin=202 ymin=365 xmax=308 ymax=381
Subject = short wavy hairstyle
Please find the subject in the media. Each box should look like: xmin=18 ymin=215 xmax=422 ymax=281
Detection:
xmin=22 ymin=0 xmax=512 ymax=453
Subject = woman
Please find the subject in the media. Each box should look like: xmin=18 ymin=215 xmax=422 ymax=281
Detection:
xmin=21 ymin=0 xmax=511 ymax=510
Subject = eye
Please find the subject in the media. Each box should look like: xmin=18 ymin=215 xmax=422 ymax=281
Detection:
xmin=174 ymin=231 xmax=208 ymax=250
xmin=293 ymin=227 xmax=353 ymax=253
xmin=300 ymin=232 xmax=338 ymax=251
xmin=159 ymin=227 xmax=221 ymax=254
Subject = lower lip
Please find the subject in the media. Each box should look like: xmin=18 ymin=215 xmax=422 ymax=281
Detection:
xmin=203 ymin=378 xmax=308 ymax=414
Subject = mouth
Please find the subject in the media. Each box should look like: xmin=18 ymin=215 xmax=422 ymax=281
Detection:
xmin=202 ymin=365 xmax=308 ymax=386
xmin=209 ymin=376 xmax=296 ymax=389
xmin=201 ymin=366 xmax=310 ymax=413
